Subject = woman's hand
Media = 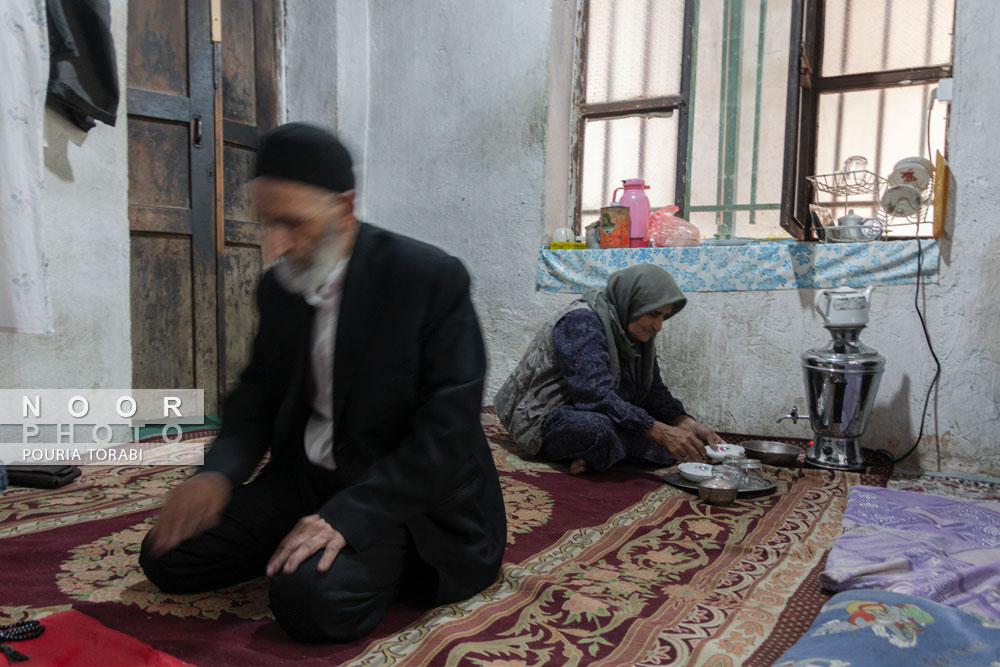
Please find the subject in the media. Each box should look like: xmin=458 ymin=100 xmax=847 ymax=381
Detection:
xmin=646 ymin=420 xmax=707 ymax=462
xmin=672 ymin=415 xmax=725 ymax=446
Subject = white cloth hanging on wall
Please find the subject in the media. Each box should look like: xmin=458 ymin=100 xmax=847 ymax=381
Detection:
xmin=0 ymin=0 xmax=53 ymax=334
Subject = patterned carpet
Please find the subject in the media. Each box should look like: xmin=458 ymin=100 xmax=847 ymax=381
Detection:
xmin=888 ymin=473 xmax=1000 ymax=502
xmin=0 ymin=414 xmax=934 ymax=666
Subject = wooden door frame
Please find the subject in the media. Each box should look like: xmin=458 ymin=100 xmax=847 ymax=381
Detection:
xmin=127 ymin=0 xmax=219 ymax=411
xmin=127 ymin=0 xmax=279 ymax=413
xmin=215 ymin=0 xmax=279 ymax=406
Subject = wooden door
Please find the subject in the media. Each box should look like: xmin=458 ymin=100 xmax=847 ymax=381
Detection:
xmin=127 ymin=0 xmax=218 ymax=410
xmin=218 ymin=0 xmax=278 ymax=399
xmin=127 ymin=0 xmax=277 ymax=413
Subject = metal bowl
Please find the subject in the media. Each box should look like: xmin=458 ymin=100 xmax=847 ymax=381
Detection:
xmin=740 ymin=440 xmax=801 ymax=466
xmin=698 ymin=478 xmax=738 ymax=506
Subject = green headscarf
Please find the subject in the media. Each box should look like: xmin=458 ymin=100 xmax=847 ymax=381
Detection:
xmin=582 ymin=264 xmax=687 ymax=403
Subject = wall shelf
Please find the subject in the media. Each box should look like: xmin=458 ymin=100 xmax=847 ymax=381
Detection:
xmin=536 ymin=240 xmax=940 ymax=293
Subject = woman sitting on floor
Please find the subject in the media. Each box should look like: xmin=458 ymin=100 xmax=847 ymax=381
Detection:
xmin=494 ymin=263 xmax=722 ymax=475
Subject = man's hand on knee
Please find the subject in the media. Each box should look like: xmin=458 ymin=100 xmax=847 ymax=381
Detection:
xmin=146 ymin=471 xmax=232 ymax=557
xmin=267 ymin=514 xmax=346 ymax=577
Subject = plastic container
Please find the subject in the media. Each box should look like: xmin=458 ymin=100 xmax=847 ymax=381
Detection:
xmin=648 ymin=205 xmax=700 ymax=247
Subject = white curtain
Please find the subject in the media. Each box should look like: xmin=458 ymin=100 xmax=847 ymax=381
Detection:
xmin=0 ymin=0 xmax=52 ymax=334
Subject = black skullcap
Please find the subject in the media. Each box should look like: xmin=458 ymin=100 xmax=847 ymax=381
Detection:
xmin=254 ymin=122 xmax=355 ymax=193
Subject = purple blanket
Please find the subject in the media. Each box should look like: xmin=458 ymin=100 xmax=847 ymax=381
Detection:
xmin=822 ymin=485 xmax=1000 ymax=622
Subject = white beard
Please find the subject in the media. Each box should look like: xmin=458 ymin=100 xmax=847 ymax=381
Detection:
xmin=272 ymin=226 xmax=345 ymax=295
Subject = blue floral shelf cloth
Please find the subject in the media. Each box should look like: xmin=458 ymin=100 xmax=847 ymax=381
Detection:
xmin=536 ymin=240 xmax=940 ymax=294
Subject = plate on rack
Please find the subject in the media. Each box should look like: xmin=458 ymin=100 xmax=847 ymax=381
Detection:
xmin=880 ymin=184 xmax=924 ymax=218
xmin=888 ymin=157 xmax=934 ymax=191
xmin=661 ymin=471 xmax=776 ymax=496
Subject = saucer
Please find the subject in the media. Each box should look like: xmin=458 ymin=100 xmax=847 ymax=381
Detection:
xmin=678 ymin=462 xmax=714 ymax=483
xmin=706 ymin=444 xmax=745 ymax=461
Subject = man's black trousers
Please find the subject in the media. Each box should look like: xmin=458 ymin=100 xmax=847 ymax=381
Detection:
xmin=138 ymin=466 xmax=421 ymax=643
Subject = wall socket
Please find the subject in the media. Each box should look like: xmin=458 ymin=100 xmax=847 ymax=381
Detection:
xmin=936 ymin=77 xmax=954 ymax=102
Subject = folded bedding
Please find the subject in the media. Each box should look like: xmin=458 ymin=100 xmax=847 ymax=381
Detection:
xmin=821 ymin=485 xmax=1000 ymax=622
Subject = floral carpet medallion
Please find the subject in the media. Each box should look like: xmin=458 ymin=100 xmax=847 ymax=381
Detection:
xmin=501 ymin=477 xmax=554 ymax=544
xmin=56 ymin=517 xmax=273 ymax=621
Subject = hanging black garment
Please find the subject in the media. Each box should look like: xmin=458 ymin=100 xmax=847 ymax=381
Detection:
xmin=46 ymin=0 xmax=120 ymax=131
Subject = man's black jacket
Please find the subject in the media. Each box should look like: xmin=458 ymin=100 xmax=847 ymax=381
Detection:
xmin=202 ymin=222 xmax=506 ymax=604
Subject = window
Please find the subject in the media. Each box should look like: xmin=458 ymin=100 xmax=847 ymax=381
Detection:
xmin=573 ymin=0 xmax=691 ymax=232
xmin=791 ymin=0 xmax=955 ymax=239
xmin=569 ymin=0 xmax=955 ymax=241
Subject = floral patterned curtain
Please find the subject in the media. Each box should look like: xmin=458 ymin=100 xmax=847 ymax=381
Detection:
xmin=0 ymin=0 xmax=52 ymax=333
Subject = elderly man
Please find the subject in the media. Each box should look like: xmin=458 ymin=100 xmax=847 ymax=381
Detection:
xmin=140 ymin=123 xmax=506 ymax=643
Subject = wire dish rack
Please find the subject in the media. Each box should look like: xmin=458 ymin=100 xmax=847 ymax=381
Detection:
xmin=807 ymin=170 xmax=885 ymax=198
xmin=807 ymin=169 xmax=934 ymax=241
xmin=807 ymin=170 xmax=887 ymax=242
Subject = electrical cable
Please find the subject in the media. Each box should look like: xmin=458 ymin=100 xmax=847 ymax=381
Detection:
xmin=891 ymin=92 xmax=943 ymax=464
xmin=893 ymin=236 xmax=942 ymax=464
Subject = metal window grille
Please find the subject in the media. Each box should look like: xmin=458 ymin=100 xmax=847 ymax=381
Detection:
xmin=790 ymin=0 xmax=955 ymax=239
xmin=685 ymin=0 xmax=798 ymax=239
xmin=571 ymin=0 xmax=693 ymax=233
xmin=571 ymin=0 xmax=955 ymax=241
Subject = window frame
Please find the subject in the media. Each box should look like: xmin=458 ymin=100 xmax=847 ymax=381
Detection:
xmin=784 ymin=0 xmax=955 ymax=240
xmin=569 ymin=0 xmax=696 ymax=234
xmin=567 ymin=0 xmax=954 ymax=242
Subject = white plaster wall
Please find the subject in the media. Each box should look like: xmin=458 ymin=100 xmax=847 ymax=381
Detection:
xmin=0 ymin=0 xmax=130 ymax=392
xmin=286 ymin=0 xmax=999 ymax=476
xmin=325 ymin=0 xmax=577 ymax=384
xmin=283 ymin=0 xmax=337 ymax=129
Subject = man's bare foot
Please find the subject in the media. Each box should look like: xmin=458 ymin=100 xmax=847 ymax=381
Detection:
xmin=569 ymin=458 xmax=587 ymax=475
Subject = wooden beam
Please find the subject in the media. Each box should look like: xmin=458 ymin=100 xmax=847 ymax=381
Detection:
xmin=581 ymin=95 xmax=683 ymax=120
xmin=812 ymin=66 xmax=952 ymax=93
